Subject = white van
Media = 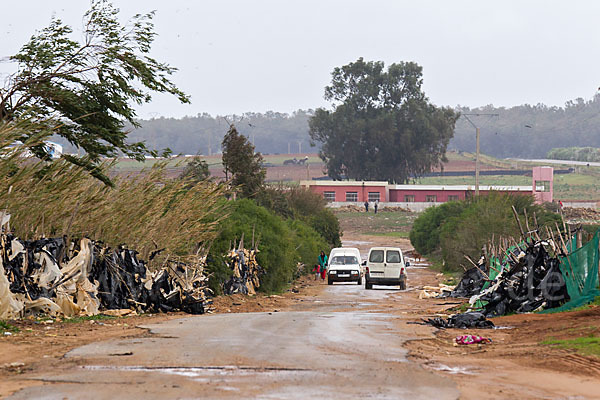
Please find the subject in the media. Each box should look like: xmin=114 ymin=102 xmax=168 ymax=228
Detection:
xmin=364 ymin=247 xmax=409 ymax=290
xmin=327 ymin=247 xmax=362 ymax=285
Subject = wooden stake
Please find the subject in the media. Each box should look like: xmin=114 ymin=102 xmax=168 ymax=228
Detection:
xmin=512 ymin=205 xmax=526 ymax=239
xmin=464 ymin=255 xmax=490 ymax=280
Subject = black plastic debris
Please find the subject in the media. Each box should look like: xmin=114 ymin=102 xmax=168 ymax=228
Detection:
xmin=0 ymin=233 xmax=213 ymax=318
xmin=421 ymin=312 xmax=495 ymax=329
xmin=443 ymin=267 xmax=486 ymax=298
xmin=472 ymin=241 xmax=569 ymax=317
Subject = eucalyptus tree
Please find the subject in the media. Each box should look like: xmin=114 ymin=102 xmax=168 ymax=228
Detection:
xmin=309 ymin=58 xmax=458 ymax=183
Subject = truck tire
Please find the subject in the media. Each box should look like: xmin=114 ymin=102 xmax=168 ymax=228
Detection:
xmin=365 ymin=281 xmax=372 ymax=290
xmin=399 ymin=280 xmax=406 ymax=290
xmin=357 ymin=276 xmax=362 ymax=285
xmin=328 ymin=278 xmax=333 ymax=285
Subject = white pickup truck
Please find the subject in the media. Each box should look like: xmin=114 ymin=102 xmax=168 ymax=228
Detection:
xmin=327 ymin=247 xmax=362 ymax=285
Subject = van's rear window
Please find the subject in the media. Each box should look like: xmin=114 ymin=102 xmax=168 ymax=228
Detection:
xmin=386 ymin=250 xmax=401 ymax=263
xmin=369 ymin=250 xmax=384 ymax=263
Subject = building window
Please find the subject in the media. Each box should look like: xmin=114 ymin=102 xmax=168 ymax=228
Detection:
xmin=404 ymin=195 xmax=415 ymax=202
xmin=448 ymin=195 xmax=459 ymax=201
xmin=426 ymin=195 xmax=437 ymax=202
xmin=345 ymin=192 xmax=358 ymax=202
xmin=368 ymin=192 xmax=380 ymax=202
xmin=535 ymin=180 xmax=551 ymax=192
xmin=323 ymin=191 xmax=335 ymax=202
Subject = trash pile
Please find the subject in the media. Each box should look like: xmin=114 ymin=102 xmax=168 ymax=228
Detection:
xmin=223 ymin=238 xmax=263 ymax=295
xmin=419 ymin=207 xmax=598 ymax=328
xmin=562 ymin=207 xmax=600 ymax=222
xmin=420 ymin=312 xmax=495 ymax=329
xmin=418 ymin=284 xmax=455 ymax=299
xmin=0 ymin=234 xmax=213 ymax=319
xmin=469 ymin=240 xmax=569 ymax=317
xmin=443 ymin=264 xmax=486 ymax=298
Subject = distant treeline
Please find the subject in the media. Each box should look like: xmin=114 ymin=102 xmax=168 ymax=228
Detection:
xmin=127 ymin=110 xmax=314 ymax=156
xmin=546 ymin=147 xmax=600 ymax=162
xmin=50 ymin=95 xmax=600 ymax=159
xmin=451 ymin=95 xmax=600 ymax=158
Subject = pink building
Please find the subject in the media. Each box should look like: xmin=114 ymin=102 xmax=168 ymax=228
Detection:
xmin=299 ymin=181 xmax=388 ymax=203
xmin=301 ymin=167 xmax=554 ymax=206
xmin=387 ymin=185 xmax=532 ymax=203
xmin=532 ymin=166 xmax=554 ymax=203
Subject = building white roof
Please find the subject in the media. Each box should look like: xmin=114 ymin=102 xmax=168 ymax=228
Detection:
xmin=300 ymin=180 xmax=388 ymax=187
xmin=301 ymin=180 xmax=533 ymax=191
xmin=388 ymin=185 xmax=532 ymax=191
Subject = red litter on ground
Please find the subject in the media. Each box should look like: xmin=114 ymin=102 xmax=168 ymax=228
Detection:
xmin=455 ymin=335 xmax=492 ymax=345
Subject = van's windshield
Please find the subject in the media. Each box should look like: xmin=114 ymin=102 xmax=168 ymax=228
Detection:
xmin=330 ymin=255 xmax=359 ymax=265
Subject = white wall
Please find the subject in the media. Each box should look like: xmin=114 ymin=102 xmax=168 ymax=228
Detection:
xmin=327 ymin=201 xmax=441 ymax=212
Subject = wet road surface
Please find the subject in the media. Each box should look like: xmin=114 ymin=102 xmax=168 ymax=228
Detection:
xmin=11 ymin=283 xmax=458 ymax=399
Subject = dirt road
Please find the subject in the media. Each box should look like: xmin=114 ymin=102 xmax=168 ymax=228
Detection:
xmin=8 ymin=277 xmax=458 ymax=399
xmin=5 ymin=224 xmax=600 ymax=399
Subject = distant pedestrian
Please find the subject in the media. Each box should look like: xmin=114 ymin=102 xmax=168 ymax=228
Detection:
xmin=364 ymin=201 xmax=369 ymax=212
xmin=374 ymin=200 xmax=379 ymax=214
xmin=318 ymin=250 xmax=328 ymax=282
xmin=559 ymin=200 xmax=564 ymax=210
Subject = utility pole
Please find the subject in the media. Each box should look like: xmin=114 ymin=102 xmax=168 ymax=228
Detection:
xmin=297 ymin=141 xmax=302 ymax=154
xmin=461 ymin=113 xmax=499 ymax=196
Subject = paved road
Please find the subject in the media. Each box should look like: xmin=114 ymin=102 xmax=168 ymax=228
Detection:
xmin=510 ymin=158 xmax=600 ymax=167
xmin=11 ymin=283 xmax=458 ymax=399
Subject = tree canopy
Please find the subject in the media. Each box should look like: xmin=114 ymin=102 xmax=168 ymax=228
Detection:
xmin=221 ymin=124 xmax=265 ymax=198
xmin=0 ymin=0 xmax=188 ymax=182
xmin=309 ymin=58 xmax=459 ymax=183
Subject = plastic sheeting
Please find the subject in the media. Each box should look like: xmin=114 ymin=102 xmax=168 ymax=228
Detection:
xmin=0 ymin=234 xmax=213 ymax=318
xmin=542 ymin=231 xmax=600 ymax=313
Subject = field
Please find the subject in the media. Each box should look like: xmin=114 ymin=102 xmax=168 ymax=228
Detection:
xmin=335 ymin=210 xmax=418 ymax=237
xmin=108 ymin=151 xmax=600 ymax=201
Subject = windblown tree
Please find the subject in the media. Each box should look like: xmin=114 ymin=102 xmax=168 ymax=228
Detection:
xmin=180 ymin=155 xmax=211 ymax=183
xmin=309 ymin=58 xmax=459 ymax=183
xmin=222 ymin=124 xmax=266 ymax=198
xmin=0 ymin=0 xmax=189 ymax=183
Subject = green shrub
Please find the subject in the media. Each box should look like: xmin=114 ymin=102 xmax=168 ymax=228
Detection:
xmin=255 ymin=185 xmax=293 ymax=219
xmin=410 ymin=192 xmax=561 ymax=272
xmin=309 ymin=209 xmax=342 ymax=248
xmin=409 ymin=200 xmax=468 ymax=255
xmin=287 ymin=219 xmax=330 ymax=274
xmin=257 ymin=185 xmax=342 ymax=248
xmin=206 ymin=199 xmax=297 ymax=294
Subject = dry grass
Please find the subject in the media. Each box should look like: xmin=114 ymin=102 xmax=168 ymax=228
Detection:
xmin=0 ymin=120 xmax=229 ymax=266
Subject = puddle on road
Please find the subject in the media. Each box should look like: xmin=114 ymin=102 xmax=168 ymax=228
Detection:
xmin=83 ymin=365 xmax=319 ymax=382
xmin=429 ymin=364 xmax=477 ymax=375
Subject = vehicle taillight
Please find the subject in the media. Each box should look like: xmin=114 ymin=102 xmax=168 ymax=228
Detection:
xmin=401 ymin=267 xmax=405 ymax=274
xmin=366 ymin=266 xmax=369 ymax=274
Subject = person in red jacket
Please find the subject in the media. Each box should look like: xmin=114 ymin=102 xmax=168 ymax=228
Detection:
xmin=312 ymin=264 xmax=320 ymax=280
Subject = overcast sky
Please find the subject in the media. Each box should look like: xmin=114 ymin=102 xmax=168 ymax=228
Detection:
xmin=2 ymin=0 xmax=600 ymax=119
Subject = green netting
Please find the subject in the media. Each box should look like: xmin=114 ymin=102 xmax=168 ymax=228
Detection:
xmin=565 ymin=233 xmax=577 ymax=254
xmin=474 ymin=244 xmax=522 ymax=309
xmin=543 ymin=231 xmax=600 ymax=313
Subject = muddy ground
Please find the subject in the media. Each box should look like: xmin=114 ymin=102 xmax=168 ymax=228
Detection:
xmin=2 ymin=212 xmax=600 ymax=398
